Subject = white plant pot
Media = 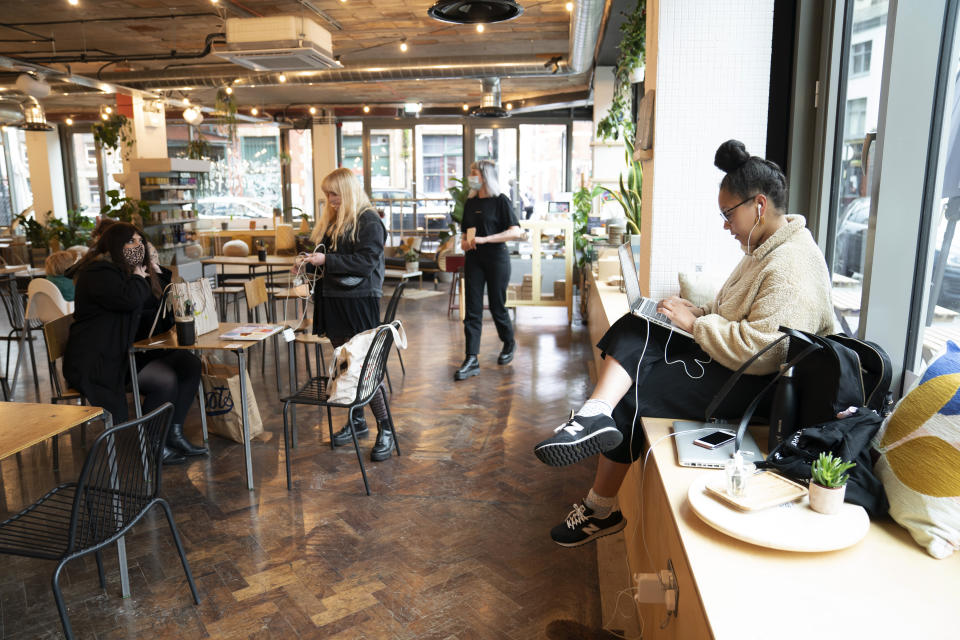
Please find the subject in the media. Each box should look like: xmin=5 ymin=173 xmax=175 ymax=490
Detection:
xmin=809 ymin=482 xmax=846 ymax=515
xmin=405 ymin=261 xmax=418 ymax=272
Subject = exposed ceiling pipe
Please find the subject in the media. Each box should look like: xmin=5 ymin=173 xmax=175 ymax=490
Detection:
xmin=4 ymin=33 xmax=226 ymax=65
xmin=94 ymin=0 xmax=606 ymax=90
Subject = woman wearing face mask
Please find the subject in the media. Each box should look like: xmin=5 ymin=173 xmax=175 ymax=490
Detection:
xmin=64 ymin=222 xmax=203 ymax=464
xmin=298 ymin=168 xmax=394 ymax=461
xmin=454 ymin=160 xmax=524 ymax=381
xmin=532 ymin=140 xmax=836 ymax=548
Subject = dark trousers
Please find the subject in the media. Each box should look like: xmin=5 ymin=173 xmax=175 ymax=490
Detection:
xmin=463 ymin=249 xmax=514 ymax=355
xmin=597 ymin=315 xmax=774 ymax=464
xmin=138 ymin=351 xmax=202 ymax=425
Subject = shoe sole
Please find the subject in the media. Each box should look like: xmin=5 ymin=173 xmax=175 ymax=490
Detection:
xmin=533 ymin=427 xmax=623 ymax=467
xmin=453 ymin=369 xmax=480 ymax=381
xmin=370 ymin=450 xmax=392 ymax=462
xmin=552 ymin=517 xmax=627 ymax=548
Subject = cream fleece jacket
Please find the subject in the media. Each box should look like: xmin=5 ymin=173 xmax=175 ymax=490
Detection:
xmin=693 ymin=215 xmax=836 ymax=375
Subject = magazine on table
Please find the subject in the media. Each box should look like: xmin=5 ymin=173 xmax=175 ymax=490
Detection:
xmin=219 ymin=324 xmax=282 ymax=341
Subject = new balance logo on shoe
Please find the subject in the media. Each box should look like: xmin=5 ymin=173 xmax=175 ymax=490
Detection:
xmin=550 ymin=503 xmax=626 ymax=547
xmin=533 ymin=412 xmax=624 ymax=467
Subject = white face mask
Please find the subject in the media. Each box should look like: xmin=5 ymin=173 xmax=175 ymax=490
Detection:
xmin=468 ymin=176 xmax=483 ymax=191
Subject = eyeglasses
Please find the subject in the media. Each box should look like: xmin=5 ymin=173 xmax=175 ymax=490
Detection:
xmin=719 ymin=195 xmax=757 ymax=223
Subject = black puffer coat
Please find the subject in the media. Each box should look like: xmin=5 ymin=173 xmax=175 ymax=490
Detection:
xmin=63 ymin=256 xmax=151 ymax=422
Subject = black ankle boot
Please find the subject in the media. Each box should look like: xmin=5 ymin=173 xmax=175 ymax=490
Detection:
xmin=167 ymin=423 xmax=208 ymax=457
xmin=332 ymin=415 xmax=369 ymax=447
xmin=161 ymin=446 xmax=186 ymax=465
xmin=370 ymin=421 xmax=394 ymax=462
xmin=454 ymin=355 xmax=480 ymax=381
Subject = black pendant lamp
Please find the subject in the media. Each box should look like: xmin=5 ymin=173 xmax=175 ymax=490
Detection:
xmin=427 ymin=0 xmax=524 ymax=24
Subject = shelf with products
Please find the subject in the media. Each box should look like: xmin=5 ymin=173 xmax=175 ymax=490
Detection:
xmin=504 ymin=219 xmax=574 ymax=323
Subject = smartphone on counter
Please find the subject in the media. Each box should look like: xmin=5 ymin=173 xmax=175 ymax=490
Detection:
xmin=693 ymin=430 xmax=736 ymax=450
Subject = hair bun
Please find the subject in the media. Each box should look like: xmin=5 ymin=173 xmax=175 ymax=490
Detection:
xmin=714 ymin=139 xmax=751 ymax=173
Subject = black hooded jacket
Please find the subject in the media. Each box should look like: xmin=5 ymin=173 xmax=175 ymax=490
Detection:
xmin=63 ymin=256 xmax=152 ymax=421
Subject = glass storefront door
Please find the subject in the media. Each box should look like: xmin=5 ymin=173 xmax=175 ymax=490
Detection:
xmin=368 ymin=127 xmax=413 ymax=234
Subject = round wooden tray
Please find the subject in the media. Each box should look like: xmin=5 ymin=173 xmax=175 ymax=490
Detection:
xmin=687 ymin=473 xmax=870 ymax=552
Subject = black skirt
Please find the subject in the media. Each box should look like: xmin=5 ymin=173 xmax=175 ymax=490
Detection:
xmin=313 ymin=295 xmax=381 ymax=344
xmin=597 ymin=314 xmax=774 ymax=464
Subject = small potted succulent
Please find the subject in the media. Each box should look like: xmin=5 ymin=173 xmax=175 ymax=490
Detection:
xmin=403 ymin=248 xmax=419 ymax=272
xmin=809 ymin=452 xmax=856 ymax=515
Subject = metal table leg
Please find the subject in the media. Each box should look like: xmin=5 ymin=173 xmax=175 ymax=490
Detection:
xmin=129 ymin=351 xmax=142 ymax=417
xmin=236 ymin=350 xmax=254 ymax=490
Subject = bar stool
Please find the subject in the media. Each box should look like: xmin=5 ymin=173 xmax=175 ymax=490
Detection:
xmin=442 ymin=254 xmax=465 ymax=319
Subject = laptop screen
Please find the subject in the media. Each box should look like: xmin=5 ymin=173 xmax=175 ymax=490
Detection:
xmin=618 ymin=242 xmax=644 ymax=308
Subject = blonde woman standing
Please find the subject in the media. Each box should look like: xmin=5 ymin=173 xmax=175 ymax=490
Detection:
xmin=454 ymin=160 xmax=524 ymax=381
xmin=298 ymin=168 xmax=394 ymax=461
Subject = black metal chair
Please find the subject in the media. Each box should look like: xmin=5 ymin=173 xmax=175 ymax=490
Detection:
xmin=381 ymin=280 xmax=407 ymax=393
xmin=281 ymin=323 xmax=401 ymax=495
xmin=0 ymin=273 xmax=42 ymax=398
xmin=0 ymin=403 xmax=200 ymax=640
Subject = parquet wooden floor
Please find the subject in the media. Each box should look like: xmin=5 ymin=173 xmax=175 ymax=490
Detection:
xmin=0 ymin=291 xmax=619 ymax=639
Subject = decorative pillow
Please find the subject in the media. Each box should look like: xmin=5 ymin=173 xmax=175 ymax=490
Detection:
xmin=678 ymin=271 xmax=723 ymax=307
xmin=222 ymin=239 xmax=250 ymax=257
xmin=874 ymin=341 xmax=960 ymax=559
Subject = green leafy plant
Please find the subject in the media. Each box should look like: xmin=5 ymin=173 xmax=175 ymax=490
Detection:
xmin=596 ymin=0 xmax=646 ymax=142
xmin=13 ymin=212 xmax=54 ymax=249
xmin=100 ymin=190 xmax=151 ymax=227
xmin=403 ymin=248 xmax=419 ymax=263
xmin=810 ymin=452 xmax=856 ymax=488
xmin=46 ymin=209 xmax=94 ymax=248
xmin=439 ymin=176 xmax=471 ymax=243
xmin=214 ymin=87 xmax=238 ymax=142
xmin=598 ymin=138 xmax=642 ymax=234
xmin=184 ymin=137 xmax=210 ymax=160
xmin=572 ymin=184 xmax=601 ymax=269
xmin=92 ymin=113 xmax=135 ymax=158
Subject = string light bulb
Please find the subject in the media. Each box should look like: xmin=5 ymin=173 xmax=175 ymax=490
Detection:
xmin=68 ymin=0 xmax=79 ymax=5
xmin=278 ymin=73 xmax=287 ymax=83
xmin=462 ymin=104 xmax=469 ymax=111
xmin=65 ymin=117 xmax=74 ymax=125
xmin=224 ymin=86 xmax=233 ymax=95
xmin=104 ymin=106 xmax=112 ymax=114
xmin=565 ymin=1 xmax=574 ymax=11
xmin=476 ymin=24 xmax=485 ymax=33
xmin=505 ymin=102 xmax=513 ymax=111
xmin=362 ymin=105 xmax=370 ymax=113
xmin=399 ymin=39 xmax=408 ymax=52
xmin=183 ymin=97 xmax=190 ymax=105
xmin=308 ymin=106 xmax=317 ymax=115
xmin=250 ymin=107 xmax=258 ymax=116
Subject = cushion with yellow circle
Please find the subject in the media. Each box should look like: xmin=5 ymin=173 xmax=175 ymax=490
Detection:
xmin=875 ymin=341 xmax=960 ymax=558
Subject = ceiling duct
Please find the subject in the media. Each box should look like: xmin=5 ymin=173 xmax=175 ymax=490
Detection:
xmin=97 ymin=0 xmax=604 ymax=90
xmin=213 ymin=16 xmax=338 ymax=71
xmin=427 ymin=0 xmax=524 ymax=24
xmin=470 ymin=77 xmax=509 ymax=118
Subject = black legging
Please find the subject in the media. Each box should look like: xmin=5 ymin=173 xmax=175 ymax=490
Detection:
xmin=138 ymin=351 xmax=202 ymax=425
xmin=328 ymin=335 xmax=389 ymax=423
xmin=463 ymin=248 xmax=513 ymax=355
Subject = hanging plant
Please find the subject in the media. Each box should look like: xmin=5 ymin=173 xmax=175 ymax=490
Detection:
xmin=596 ymin=0 xmax=646 ymax=142
xmin=185 ymin=137 xmax=211 ymax=160
xmin=92 ymin=113 xmax=135 ymax=159
xmin=214 ymin=88 xmax=239 ymax=142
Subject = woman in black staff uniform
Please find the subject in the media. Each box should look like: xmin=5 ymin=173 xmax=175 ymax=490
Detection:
xmin=63 ymin=222 xmax=206 ymax=464
xmin=299 ymin=168 xmax=395 ymax=462
xmin=454 ymin=160 xmax=525 ymax=381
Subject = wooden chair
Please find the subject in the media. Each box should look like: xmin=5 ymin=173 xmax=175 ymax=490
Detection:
xmin=243 ymin=276 xmax=280 ymax=390
xmin=209 ymin=275 xmax=242 ymax=323
xmin=281 ymin=323 xmax=401 ymax=494
xmin=0 ymin=404 xmax=200 ymax=640
xmin=43 ymin=315 xmax=90 ymax=469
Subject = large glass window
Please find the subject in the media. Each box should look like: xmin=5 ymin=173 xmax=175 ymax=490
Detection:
xmin=0 ymin=133 xmax=13 ymax=226
xmin=368 ymin=128 xmax=413 ymax=232
xmin=71 ymin=132 xmax=101 ymax=211
xmin=828 ymin=0 xmax=888 ymax=333
xmin=3 ymin=127 xmax=32 ymax=214
xmin=571 ymin=120 xmax=593 ymax=191
xmin=913 ymin=14 xmax=960 ymax=368
xmin=474 ymin=126 xmax=517 ymax=205
xmin=417 ymin=125 xmax=463 ymax=196
xmin=288 ymin=128 xmax=314 ymax=218
xmin=341 ymin=121 xmax=363 ymax=180
xmin=519 ymin=124 xmax=567 ymax=217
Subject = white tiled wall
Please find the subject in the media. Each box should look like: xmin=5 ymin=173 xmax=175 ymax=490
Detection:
xmin=648 ymin=0 xmax=774 ymax=299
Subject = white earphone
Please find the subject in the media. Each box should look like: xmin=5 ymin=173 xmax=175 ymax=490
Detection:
xmin=756 ymin=203 xmax=762 ymax=221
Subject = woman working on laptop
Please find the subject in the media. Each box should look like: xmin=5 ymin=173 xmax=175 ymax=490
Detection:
xmin=534 ymin=139 xmax=836 ymax=547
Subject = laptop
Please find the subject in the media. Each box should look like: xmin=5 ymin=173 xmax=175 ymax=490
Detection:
xmin=617 ymin=242 xmax=693 ymax=338
xmin=671 ymin=420 xmax=764 ymax=469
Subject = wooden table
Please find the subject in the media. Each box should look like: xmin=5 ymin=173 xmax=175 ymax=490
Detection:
xmin=0 ymin=403 xmax=131 ymax=597
xmin=129 ymin=323 xmax=282 ymax=491
xmin=384 ymin=268 xmax=423 ymax=289
xmin=202 ymin=255 xmax=298 ymax=290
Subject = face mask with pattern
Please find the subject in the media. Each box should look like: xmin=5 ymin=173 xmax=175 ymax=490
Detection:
xmin=123 ymin=244 xmax=145 ymax=267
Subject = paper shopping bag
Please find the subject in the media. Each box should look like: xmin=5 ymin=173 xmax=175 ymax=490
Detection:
xmin=201 ymin=359 xmax=263 ymax=443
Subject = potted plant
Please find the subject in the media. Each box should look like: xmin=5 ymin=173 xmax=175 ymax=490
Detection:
xmin=92 ymin=113 xmax=135 ymax=160
xmin=438 ymin=176 xmax=470 ymax=245
xmin=14 ymin=211 xmax=54 ymax=265
xmin=100 ymin=190 xmax=151 ymax=229
xmin=573 ymin=184 xmax=601 ymax=320
xmin=47 ymin=209 xmax=94 ymax=250
xmin=598 ymin=138 xmax=642 ymax=236
xmin=403 ymin=248 xmax=420 ymax=272
xmin=596 ymin=0 xmax=646 ymax=142
xmin=809 ymin=452 xmax=856 ymax=515
xmin=214 ymin=88 xmax=238 ymax=143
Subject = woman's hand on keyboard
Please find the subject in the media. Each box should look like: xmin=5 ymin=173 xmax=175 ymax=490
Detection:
xmin=657 ymin=296 xmax=700 ymax=333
